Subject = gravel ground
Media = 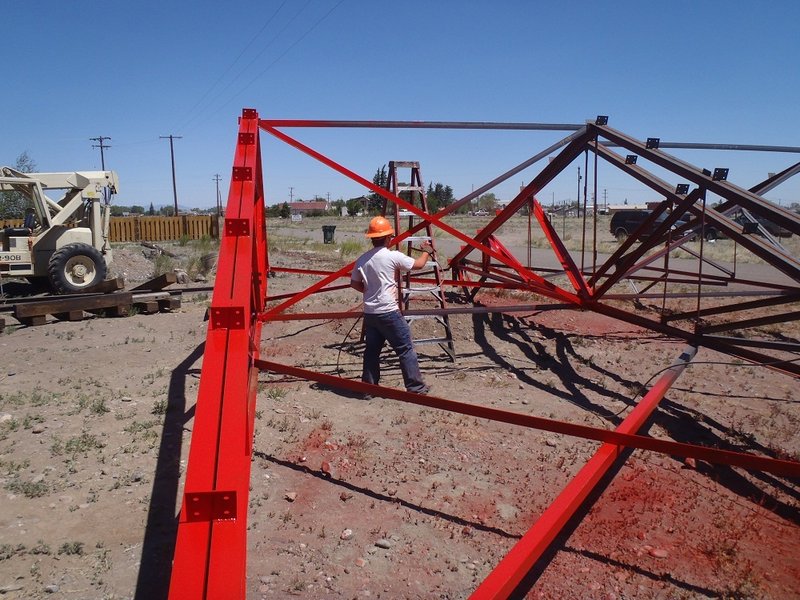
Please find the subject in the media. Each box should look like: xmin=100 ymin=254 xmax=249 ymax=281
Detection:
xmin=0 ymin=222 xmax=798 ymax=599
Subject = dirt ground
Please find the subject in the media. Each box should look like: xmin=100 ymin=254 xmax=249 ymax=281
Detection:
xmin=0 ymin=216 xmax=798 ymax=599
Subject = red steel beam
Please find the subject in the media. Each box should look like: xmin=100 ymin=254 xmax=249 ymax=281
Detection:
xmin=258 ymin=123 xmax=582 ymax=317
xmin=470 ymin=346 xmax=698 ymax=600
xmin=168 ymin=109 xmax=266 ymax=599
xmin=254 ymin=358 xmax=799 ymax=477
xmin=448 ymin=129 xmax=594 ymax=267
xmin=172 ymin=113 xmax=798 ymax=599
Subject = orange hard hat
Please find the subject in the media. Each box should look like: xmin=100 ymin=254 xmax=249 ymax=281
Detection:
xmin=365 ymin=216 xmax=394 ymax=238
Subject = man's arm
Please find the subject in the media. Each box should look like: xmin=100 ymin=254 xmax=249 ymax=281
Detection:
xmin=411 ymin=241 xmax=434 ymax=269
xmin=350 ymin=265 xmax=366 ymax=293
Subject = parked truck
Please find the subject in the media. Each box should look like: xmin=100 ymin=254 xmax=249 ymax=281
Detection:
xmin=0 ymin=167 xmax=118 ymax=293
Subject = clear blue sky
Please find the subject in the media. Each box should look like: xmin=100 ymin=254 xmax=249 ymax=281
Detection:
xmin=3 ymin=1 xmax=798 ymax=209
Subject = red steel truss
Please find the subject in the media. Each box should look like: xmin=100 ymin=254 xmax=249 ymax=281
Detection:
xmin=168 ymin=109 xmax=267 ymax=598
xmin=167 ymin=110 xmax=800 ymax=598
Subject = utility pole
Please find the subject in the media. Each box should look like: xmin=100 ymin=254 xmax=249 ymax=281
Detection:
xmin=90 ymin=136 xmax=111 ymax=170
xmin=213 ymin=174 xmax=222 ymax=217
xmin=289 ymin=187 xmax=294 ymax=203
xmin=160 ymin=135 xmax=183 ymax=216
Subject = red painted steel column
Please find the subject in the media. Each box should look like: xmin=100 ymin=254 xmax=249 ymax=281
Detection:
xmin=168 ymin=109 xmax=265 ymax=599
xmin=471 ymin=346 xmax=698 ymax=600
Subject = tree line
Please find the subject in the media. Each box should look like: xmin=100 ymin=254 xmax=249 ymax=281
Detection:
xmin=266 ymin=165 xmax=503 ymax=219
xmin=3 ymin=155 xmax=507 ymax=220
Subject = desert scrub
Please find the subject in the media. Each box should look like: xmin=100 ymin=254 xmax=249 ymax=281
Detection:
xmin=124 ymin=419 xmax=160 ymax=446
xmin=58 ymin=541 xmax=85 ymax=556
xmin=266 ymin=387 xmax=288 ymax=401
xmin=5 ymin=477 xmax=49 ymax=498
xmin=154 ymin=253 xmax=175 ymax=276
xmin=0 ymin=388 xmax=52 ymax=408
xmin=191 ymin=235 xmax=217 ymax=254
xmin=51 ymin=432 xmax=106 ymax=457
xmin=0 ymin=418 xmax=19 ymax=440
xmin=339 ymin=239 xmax=365 ymax=259
xmin=0 ymin=544 xmax=27 ymax=560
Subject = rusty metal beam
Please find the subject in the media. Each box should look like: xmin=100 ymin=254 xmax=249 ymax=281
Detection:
xmin=663 ymin=292 xmax=800 ymax=322
xmin=698 ymin=310 xmax=800 ymax=334
xmin=592 ymin=123 xmax=800 ymax=235
xmin=261 ymin=119 xmax=584 ymax=131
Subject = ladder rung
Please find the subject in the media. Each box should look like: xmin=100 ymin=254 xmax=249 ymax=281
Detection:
xmin=406 ymin=315 xmax=449 ymax=326
xmin=397 ymin=185 xmax=424 ymax=193
xmin=393 ymin=161 xmax=419 ymax=168
xmin=404 ymin=236 xmax=431 ymax=242
xmin=404 ymin=286 xmax=441 ymax=294
xmin=414 ymin=337 xmax=452 ymax=345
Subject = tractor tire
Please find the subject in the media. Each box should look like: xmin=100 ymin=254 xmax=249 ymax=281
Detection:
xmin=47 ymin=243 xmax=107 ymax=294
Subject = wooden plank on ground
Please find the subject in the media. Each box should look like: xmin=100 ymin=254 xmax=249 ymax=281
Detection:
xmin=93 ymin=277 xmax=126 ymax=293
xmin=134 ymin=300 xmax=160 ymax=314
xmin=130 ymin=272 xmax=178 ymax=292
xmin=159 ymin=297 xmax=181 ymax=312
xmin=54 ymin=310 xmax=85 ymax=321
xmin=15 ymin=292 xmax=134 ymax=320
xmin=87 ymin=304 xmax=130 ymax=318
xmin=18 ymin=315 xmax=47 ymax=327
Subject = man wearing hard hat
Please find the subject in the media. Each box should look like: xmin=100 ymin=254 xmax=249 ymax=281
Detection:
xmin=350 ymin=216 xmax=433 ymax=396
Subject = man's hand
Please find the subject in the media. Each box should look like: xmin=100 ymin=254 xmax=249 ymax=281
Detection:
xmin=420 ymin=241 xmax=434 ymax=254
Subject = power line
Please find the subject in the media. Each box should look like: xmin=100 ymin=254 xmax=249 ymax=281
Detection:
xmin=181 ymin=0 xmax=343 ymax=132
xmin=175 ymin=0 xmax=290 ymax=133
xmin=217 ymin=0 xmax=344 ymax=113
xmin=213 ymin=173 xmax=223 ymax=217
xmin=160 ymin=135 xmax=183 ymax=216
xmin=90 ymin=136 xmax=111 ymax=170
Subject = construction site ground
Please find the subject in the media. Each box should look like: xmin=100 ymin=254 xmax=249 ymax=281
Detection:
xmin=1 ymin=216 xmax=798 ymax=599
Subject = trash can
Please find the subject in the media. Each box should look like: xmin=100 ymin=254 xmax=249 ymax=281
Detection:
xmin=322 ymin=225 xmax=336 ymax=244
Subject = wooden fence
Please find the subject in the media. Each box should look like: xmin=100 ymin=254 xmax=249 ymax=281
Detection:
xmin=110 ymin=215 xmax=218 ymax=242
xmin=1 ymin=215 xmax=218 ymax=243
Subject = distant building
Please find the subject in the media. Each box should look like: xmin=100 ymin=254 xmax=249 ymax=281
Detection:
xmin=287 ymin=200 xmax=329 ymax=215
xmin=607 ymin=204 xmax=648 ymax=213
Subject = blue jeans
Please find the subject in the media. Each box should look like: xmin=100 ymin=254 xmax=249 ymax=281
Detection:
xmin=362 ymin=311 xmax=427 ymax=393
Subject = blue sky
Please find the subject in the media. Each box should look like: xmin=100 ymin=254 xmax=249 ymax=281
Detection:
xmin=2 ymin=1 xmax=798 ymax=209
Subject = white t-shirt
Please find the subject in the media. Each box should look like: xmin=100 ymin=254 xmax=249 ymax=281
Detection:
xmin=352 ymin=246 xmax=415 ymax=314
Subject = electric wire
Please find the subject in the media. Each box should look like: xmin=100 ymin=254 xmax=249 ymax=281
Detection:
xmin=176 ymin=0 xmax=343 ymax=136
xmin=208 ymin=0 xmax=345 ymax=122
xmin=335 ymin=315 xmax=362 ymax=374
xmin=176 ymin=0 xmax=289 ymax=132
xmin=175 ymin=0 xmax=305 ymax=134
